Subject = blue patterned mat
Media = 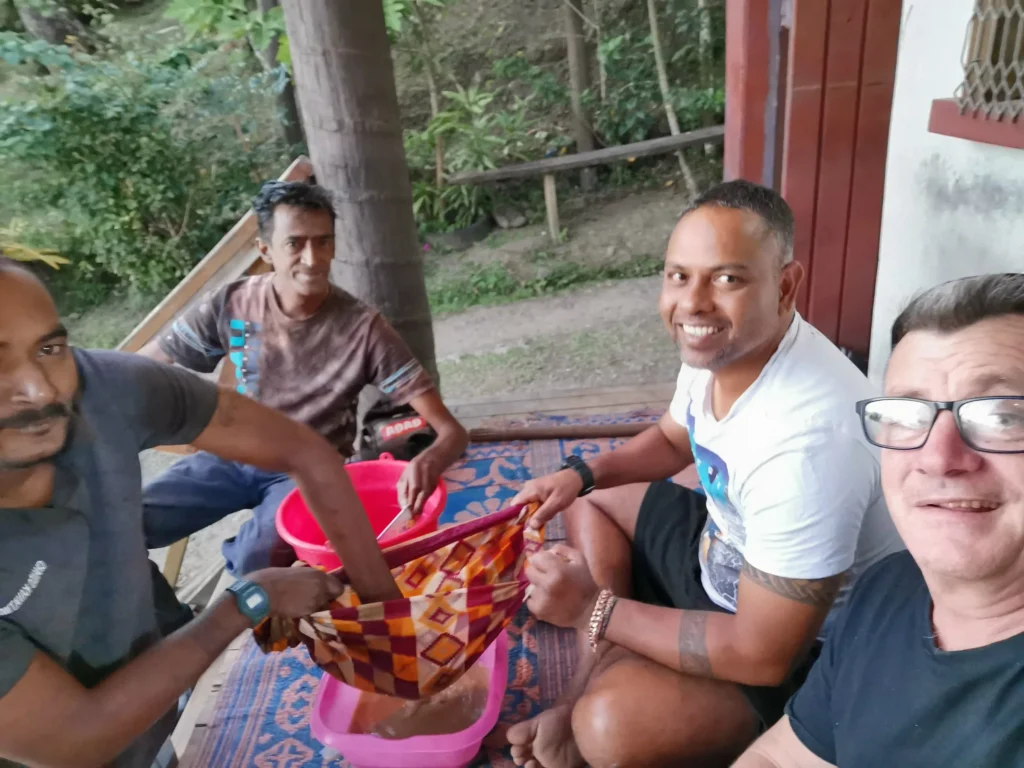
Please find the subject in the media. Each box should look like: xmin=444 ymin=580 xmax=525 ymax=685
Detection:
xmin=181 ymin=414 xmax=659 ymax=767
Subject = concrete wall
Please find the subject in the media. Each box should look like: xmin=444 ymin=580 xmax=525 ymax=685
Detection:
xmin=868 ymin=0 xmax=1024 ymax=381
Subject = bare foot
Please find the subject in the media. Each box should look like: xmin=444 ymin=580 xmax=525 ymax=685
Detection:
xmin=507 ymin=704 xmax=584 ymax=768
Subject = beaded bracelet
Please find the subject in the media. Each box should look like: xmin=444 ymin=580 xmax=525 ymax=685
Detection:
xmin=587 ymin=589 xmax=619 ymax=651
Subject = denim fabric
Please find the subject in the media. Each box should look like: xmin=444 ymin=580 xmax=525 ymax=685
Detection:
xmin=143 ymin=451 xmax=296 ymax=576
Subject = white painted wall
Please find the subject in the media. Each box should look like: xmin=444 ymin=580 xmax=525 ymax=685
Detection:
xmin=868 ymin=0 xmax=1024 ymax=381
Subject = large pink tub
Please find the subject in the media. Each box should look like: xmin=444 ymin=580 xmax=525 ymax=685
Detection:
xmin=311 ymin=631 xmax=509 ymax=768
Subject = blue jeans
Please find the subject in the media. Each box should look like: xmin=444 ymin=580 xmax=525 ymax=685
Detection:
xmin=143 ymin=452 xmax=297 ymax=576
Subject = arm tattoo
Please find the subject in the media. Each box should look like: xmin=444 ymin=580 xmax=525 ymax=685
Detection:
xmin=677 ymin=612 xmax=712 ymax=676
xmin=742 ymin=562 xmax=845 ymax=608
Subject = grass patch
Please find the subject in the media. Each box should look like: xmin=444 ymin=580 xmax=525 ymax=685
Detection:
xmin=427 ymin=253 xmax=663 ymax=315
xmin=64 ymin=291 xmax=161 ymax=349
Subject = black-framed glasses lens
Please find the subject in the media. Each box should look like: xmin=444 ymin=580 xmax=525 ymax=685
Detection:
xmin=958 ymin=398 xmax=1024 ymax=452
xmin=861 ymin=399 xmax=935 ymax=449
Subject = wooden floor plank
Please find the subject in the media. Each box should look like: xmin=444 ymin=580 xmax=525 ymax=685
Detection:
xmin=451 ymin=382 xmax=674 ymax=421
xmin=447 ymin=381 xmax=674 ymax=409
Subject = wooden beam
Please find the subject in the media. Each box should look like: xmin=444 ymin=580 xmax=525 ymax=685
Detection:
xmin=162 ymin=538 xmax=188 ymax=587
xmin=543 ymin=174 xmax=560 ymax=241
xmin=449 ymin=127 xmax=724 ymax=184
xmin=117 ymin=157 xmax=313 ymax=353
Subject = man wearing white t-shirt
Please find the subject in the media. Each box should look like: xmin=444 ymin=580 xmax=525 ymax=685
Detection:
xmin=506 ymin=180 xmax=903 ymax=768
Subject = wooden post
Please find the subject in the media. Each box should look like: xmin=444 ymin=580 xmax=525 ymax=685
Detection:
xmin=543 ymin=174 xmax=560 ymax=241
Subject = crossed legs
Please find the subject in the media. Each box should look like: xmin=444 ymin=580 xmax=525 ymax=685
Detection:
xmin=508 ymin=484 xmax=759 ymax=768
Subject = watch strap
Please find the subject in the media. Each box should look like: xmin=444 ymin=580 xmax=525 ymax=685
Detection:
xmin=227 ymin=580 xmax=271 ymax=626
xmin=561 ymin=455 xmax=596 ymax=496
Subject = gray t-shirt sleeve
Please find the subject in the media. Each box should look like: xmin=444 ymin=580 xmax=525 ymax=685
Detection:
xmin=75 ymin=350 xmax=220 ymax=450
xmin=0 ymin=621 xmax=37 ymax=698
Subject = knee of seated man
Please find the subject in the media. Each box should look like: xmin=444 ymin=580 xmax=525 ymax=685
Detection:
xmin=571 ymin=684 xmax=668 ymax=768
xmin=571 ymin=688 xmax=632 ymax=768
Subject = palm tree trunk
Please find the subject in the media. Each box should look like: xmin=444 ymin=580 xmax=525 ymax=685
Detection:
xmin=645 ymin=0 xmax=698 ymax=198
xmin=280 ymin=0 xmax=438 ymax=380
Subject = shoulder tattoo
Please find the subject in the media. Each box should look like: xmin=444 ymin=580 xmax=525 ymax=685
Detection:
xmin=742 ymin=561 xmax=845 ymax=608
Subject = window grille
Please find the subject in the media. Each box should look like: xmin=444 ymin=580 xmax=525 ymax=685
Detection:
xmin=957 ymin=0 xmax=1024 ymax=120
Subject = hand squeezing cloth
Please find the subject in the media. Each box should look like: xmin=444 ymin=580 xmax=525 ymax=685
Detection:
xmin=254 ymin=504 xmax=544 ymax=699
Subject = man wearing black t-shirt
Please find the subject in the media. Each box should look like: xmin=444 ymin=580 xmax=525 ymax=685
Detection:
xmin=734 ymin=273 xmax=1024 ymax=768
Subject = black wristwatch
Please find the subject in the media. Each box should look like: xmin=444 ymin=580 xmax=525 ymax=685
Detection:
xmin=561 ymin=455 xmax=596 ymax=497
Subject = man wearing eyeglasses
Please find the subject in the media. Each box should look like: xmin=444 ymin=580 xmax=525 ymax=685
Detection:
xmin=736 ymin=272 xmax=1024 ymax=768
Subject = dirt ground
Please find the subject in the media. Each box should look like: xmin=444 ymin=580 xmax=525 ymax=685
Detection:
xmin=148 ymin=185 xmax=685 ymax=590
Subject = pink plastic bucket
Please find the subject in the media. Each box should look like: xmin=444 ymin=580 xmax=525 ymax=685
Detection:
xmin=275 ymin=453 xmax=446 ymax=570
xmin=311 ymin=631 xmax=509 ymax=768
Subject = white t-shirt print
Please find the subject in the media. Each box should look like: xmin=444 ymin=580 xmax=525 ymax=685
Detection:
xmin=668 ymin=314 xmax=904 ymax=625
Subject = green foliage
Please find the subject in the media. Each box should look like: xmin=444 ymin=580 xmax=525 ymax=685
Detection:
xmin=586 ymin=1 xmax=726 ymax=145
xmin=491 ymin=53 xmax=568 ymax=112
xmin=0 ymin=36 xmax=291 ymax=297
xmin=407 ymin=84 xmax=549 ymax=233
xmin=427 ymin=253 xmax=664 ymax=314
xmin=165 ymin=0 xmax=289 ymax=66
xmin=0 ymin=29 xmax=75 ymax=66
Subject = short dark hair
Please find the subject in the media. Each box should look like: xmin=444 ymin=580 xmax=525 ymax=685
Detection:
xmin=891 ymin=273 xmax=1024 ymax=348
xmin=680 ymin=179 xmax=795 ymax=266
xmin=253 ymin=180 xmax=336 ymax=239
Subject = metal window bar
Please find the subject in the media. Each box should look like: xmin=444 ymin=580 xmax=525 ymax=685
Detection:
xmin=957 ymin=0 xmax=1024 ymax=120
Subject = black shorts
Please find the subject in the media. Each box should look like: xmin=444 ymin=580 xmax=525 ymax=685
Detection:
xmin=632 ymin=481 xmax=820 ymax=730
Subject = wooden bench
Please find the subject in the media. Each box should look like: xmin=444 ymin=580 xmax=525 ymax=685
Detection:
xmin=449 ymin=125 xmax=725 ymax=241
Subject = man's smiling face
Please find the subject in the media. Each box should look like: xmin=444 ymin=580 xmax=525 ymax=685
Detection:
xmin=658 ymin=205 xmax=801 ymax=372
xmin=0 ymin=267 xmax=78 ymax=470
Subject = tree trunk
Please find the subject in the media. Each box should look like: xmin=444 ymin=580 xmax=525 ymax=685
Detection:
xmin=593 ymin=0 xmax=607 ymax=104
xmin=645 ymin=0 xmax=698 ymax=198
xmin=14 ymin=0 xmax=102 ymax=52
xmin=697 ymin=0 xmax=715 ymax=156
xmin=564 ymin=0 xmax=596 ymax=191
xmin=281 ymin=0 xmax=438 ymax=381
xmin=1 ymin=0 xmax=22 ymax=32
xmin=424 ymin=64 xmax=445 ymax=189
xmin=410 ymin=0 xmax=445 ymax=189
xmin=254 ymin=0 xmax=305 ymax=148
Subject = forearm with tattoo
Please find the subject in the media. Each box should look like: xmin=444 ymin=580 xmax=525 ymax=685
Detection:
xmin=741 ymin=562 xmax=845 ymax=607
xmin=602 ymin=566 xmax=845 ymax=686
xmin=676 ymin=611 xmax=713 ymax=675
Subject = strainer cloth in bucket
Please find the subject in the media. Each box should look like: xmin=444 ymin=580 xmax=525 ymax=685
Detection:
xmin=253 ymin=503 xmax=544 ymax=699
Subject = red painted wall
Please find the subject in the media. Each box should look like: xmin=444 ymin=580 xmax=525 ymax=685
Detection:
xmin=781 ymin=0 xmax=901 ymax=356
xmin=724 ymin=0 xmax=772 ymax=184
xmin=726 ymin=0 xmax=901 ymax=358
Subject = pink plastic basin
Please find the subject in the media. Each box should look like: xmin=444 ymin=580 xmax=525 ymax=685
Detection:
xmin=311 ymin=631 xmax=509 ymax=768
xmin=275 ymin=454 xmax=447 ymax=570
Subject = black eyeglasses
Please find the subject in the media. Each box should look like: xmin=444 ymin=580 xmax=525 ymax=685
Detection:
xmin=856 ymin=397 xmax=1024 ymax=454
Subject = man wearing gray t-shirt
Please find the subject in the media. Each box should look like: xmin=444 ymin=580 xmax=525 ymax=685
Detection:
xmin=0 ymin=258 xmax=400 ymax=768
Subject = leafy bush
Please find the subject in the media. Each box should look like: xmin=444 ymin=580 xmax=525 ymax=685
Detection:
xmin=0 ymin=36 xmax=291 ymax=298
xmin=407 ymin=84 xmax=552 ymax=233
xmin=586 ymin=1 xmax=725 ymax=146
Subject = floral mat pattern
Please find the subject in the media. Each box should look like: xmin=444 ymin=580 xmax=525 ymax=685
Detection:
xmin=180 ymin=412 xmax=660 ymax=767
